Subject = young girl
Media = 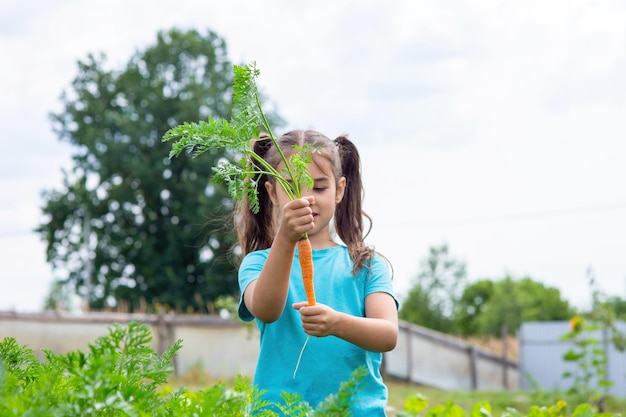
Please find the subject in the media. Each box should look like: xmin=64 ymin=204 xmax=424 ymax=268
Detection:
xmin=237 ymin=130 xmax=398 ymax=416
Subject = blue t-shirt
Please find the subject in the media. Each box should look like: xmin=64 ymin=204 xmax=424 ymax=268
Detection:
xmin=238 ymin=244 xmax=397 ymax=416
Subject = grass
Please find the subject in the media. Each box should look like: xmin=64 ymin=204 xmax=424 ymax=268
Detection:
xmin=385 ymin=378 xmax=537 ymax=415
xmin=168 ymin=365 xmax=626 ymax=415
xmin=384 ymin=377 xmax=626 ymax=415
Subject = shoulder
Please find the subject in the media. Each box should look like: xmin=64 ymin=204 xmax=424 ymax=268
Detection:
xmin=240 ymin=248 xmax=271 ymax=266
xmin=361 ymin=251 xmax=393 ymax=283
xmin=238 ymin=249 xmax=271 ymax=279
xmin=371 ymin=251 xmax=392 ymax=275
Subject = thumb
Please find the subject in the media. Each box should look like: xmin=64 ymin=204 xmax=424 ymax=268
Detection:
xmin=292 ymin=301 xmax=309 ymax=311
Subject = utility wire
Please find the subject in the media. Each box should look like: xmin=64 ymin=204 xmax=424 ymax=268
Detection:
xmin=377 ymin=202 xmax=626 ymax=229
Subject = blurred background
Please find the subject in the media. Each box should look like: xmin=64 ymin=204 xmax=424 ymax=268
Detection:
xmin=1 ymin=0 xmax=625 ymax=315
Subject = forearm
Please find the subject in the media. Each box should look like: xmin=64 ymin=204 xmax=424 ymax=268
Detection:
xmin=332 ymin=313 xmax=398 ymax=352
xmin=247 ymin=236 xmax=296 ymax=323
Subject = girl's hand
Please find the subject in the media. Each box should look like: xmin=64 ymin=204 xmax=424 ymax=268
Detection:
xmin=277 ymin=196 xmax=315 ymax=242
xmin=293 ymin=302 xmax=338 ymax=337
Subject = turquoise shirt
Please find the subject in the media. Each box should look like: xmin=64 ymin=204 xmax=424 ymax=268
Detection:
xmin=238 ymin=245 xmax=397 ymax=416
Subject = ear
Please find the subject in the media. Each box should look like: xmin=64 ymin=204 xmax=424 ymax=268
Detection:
xmin=264 ymin=181 xmax=278 ymax=205
xmin=335 ymin=176 xmax=346 ymax=204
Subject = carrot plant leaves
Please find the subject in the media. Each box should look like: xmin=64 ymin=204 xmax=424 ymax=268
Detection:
xmin=163 ymin=62 xmax=314 ymax=214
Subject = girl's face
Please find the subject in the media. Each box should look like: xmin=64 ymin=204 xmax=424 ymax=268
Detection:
xmin=267 ymin=155 xmax=346 ymax=245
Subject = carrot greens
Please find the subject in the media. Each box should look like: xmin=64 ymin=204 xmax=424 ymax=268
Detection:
xmin=164 ymin=62 xmax=318 ymax=379
xmin=163 ymin=62 xmax=314 ymax=212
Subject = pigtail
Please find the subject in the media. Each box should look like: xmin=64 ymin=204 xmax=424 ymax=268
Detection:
xmin=236 ymin=134 xmax=275 ymax=255
xmin=334 ymin=135 xmax=374 ymax=274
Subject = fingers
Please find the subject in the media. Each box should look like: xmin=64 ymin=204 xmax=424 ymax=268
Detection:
xmin=294 ymin=304 xmax=336 ymax=337
xmin=292 ymin=302 xmax=320 ymax=313
xmin=292 ymin=301 xmax=308 ymax=310
xmin=289 ymin=197 xmax=315 ymax=221
xmin=280 ymin=197 xmax=315 ymax=240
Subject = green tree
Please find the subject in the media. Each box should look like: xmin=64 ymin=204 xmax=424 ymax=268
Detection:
xmin=37 ymin=28 xmax=281 ymax=311
xmin=602 ymin=296 xmax=626 ymax=320
xmin=472 ymin=276 xmax=574 ymax=336
xmin=399 ymin=244 xmax=467 ymax=333
xmin=454 ymin=279 xmax=494 ymax=336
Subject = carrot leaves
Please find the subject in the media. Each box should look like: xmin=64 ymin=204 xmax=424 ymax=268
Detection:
xmin=163 ymin=62 xmax=314 ymax=213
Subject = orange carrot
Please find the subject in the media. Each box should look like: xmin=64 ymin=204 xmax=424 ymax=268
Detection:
xmin=294 ymin=236 xmax=315 ymax=379
xmin=298 ymin=236 xmax=315 ymax=305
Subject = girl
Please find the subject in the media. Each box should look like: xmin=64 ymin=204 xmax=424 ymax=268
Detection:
xmin=237 ymin=130 xmax=398 ymax=416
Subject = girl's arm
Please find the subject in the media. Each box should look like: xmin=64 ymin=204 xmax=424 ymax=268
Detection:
xmin=244 ymin=197 xmax=315 ymax=323
xmin=294 ymin=292 xmax=398 ymax=352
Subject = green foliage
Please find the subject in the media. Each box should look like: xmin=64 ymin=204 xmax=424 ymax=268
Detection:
xmin=455 ymin=279 xmax=494 ymax=336
xmin=583 ymin=268 xmax=626 ymax=352
xmin=38 ymin=28 xmax=284 ymax=311
xmin=401 ymin=245 xmax=575 ymax=336
xmin=0 ymin=322 xmax=368 ymax=416
xmin=311 ymin=365 xmax=368 ymax=416
xmin=600 ymin=296 xmax=626 ymax=322
xmin=43 ymin=278 xmax=76 ymax=311
xmin=164 ymin=62 xmax=316 ymax=212
xmin=399 ymin=244 xmax=467 ymax=333
xmin=561 ymin=316 xmax=612 ymax=405
xmin=0 ymin=321 xmax=181 ymax=416
xmin=4 ymin=321 xmax=621 ymax=416
xmin=469 ymin=276 xmax=574 ymax=337
xmin=395 ymin=394 xmax=620 ymax=417
xmin=558 ymin=270 xmax=626 ymax=409
xmin=403 ymin=393 xmax=430 ymax=414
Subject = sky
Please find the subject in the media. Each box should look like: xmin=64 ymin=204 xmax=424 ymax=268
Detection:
xmin=1 ymin=0 xmax=625 ymax=313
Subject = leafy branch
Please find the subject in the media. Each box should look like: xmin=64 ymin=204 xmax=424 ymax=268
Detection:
xmin=163 ymin=62 xmax=314 ymax=213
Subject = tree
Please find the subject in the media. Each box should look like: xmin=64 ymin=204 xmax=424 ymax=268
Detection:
xmin=454 ymin=279 xmax=494 ymax=336
xmin=602 ymin=296 xmax=626 ymax=321
xmin=469 ymin=276 xmax=575 ymax=336
xmin=37 ymin=28 xmax=282 ymax=312
xmin=399 ymin=243 xmax=467 ymax=333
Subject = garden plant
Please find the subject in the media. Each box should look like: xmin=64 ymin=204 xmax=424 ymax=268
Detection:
xmin=0 ymin=321 xmax=621 ymax=416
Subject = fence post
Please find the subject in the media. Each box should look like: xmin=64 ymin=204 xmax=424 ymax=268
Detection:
xmin=157 ymin=311 xmax=178 ymax=375
xmin=469 ymin=345 xmax=477 ymax=390
xmin=406 ymin=325 xmax=413 ymax=383
xmin=501 ymin=324 xmax=509 ymax=390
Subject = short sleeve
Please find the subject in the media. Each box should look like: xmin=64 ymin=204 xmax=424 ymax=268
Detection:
xmin=237 ymin=250 xmax=270 ymax=322
xmin=365 ymin=254 xmax=399 ymax=309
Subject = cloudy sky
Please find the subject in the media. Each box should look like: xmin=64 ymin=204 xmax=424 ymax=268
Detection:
xmin=1 ymin=0 xmax=625 ymax=312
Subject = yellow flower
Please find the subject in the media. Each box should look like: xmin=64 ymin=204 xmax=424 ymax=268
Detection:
xmin=569 ymin=315 xmax=585 ymax=332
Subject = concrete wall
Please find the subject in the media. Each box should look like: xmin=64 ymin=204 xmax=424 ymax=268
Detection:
xmin=0 ymin=311 xmax=260 ymax=378
xmin=0 ymin=311 xmax=517 ymax=391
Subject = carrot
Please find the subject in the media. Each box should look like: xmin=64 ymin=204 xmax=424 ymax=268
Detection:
xmin=164 ymin=63 xmax=319 ymax=379
xmin=298 ymin=236 xmax=315 ymax=305
xmin=293 ymin=235 xmax=315 ymax=378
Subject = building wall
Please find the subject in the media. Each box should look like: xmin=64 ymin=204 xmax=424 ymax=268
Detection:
xmin=519 ymin=321 xmax=626 ymax=398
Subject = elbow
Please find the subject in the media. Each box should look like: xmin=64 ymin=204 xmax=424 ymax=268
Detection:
xmin=368 ymin=323 xmax=398 ymax=352
xmin=254 ymin=310 xmax=283 ymax=324
xmin=382 ymin=325 xmax=399 ymax=352
xmin=381 ymin=338 xmax=397 ymax=352
xmin=382 ymin=340 xmax=397 ymax=352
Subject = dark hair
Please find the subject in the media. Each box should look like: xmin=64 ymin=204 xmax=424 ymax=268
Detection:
xmin=235 ymin=129 xmax=374 ymax=274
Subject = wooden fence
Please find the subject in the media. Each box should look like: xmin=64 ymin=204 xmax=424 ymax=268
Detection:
xmin=384 ymin=321 xmax=519 ymax=390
